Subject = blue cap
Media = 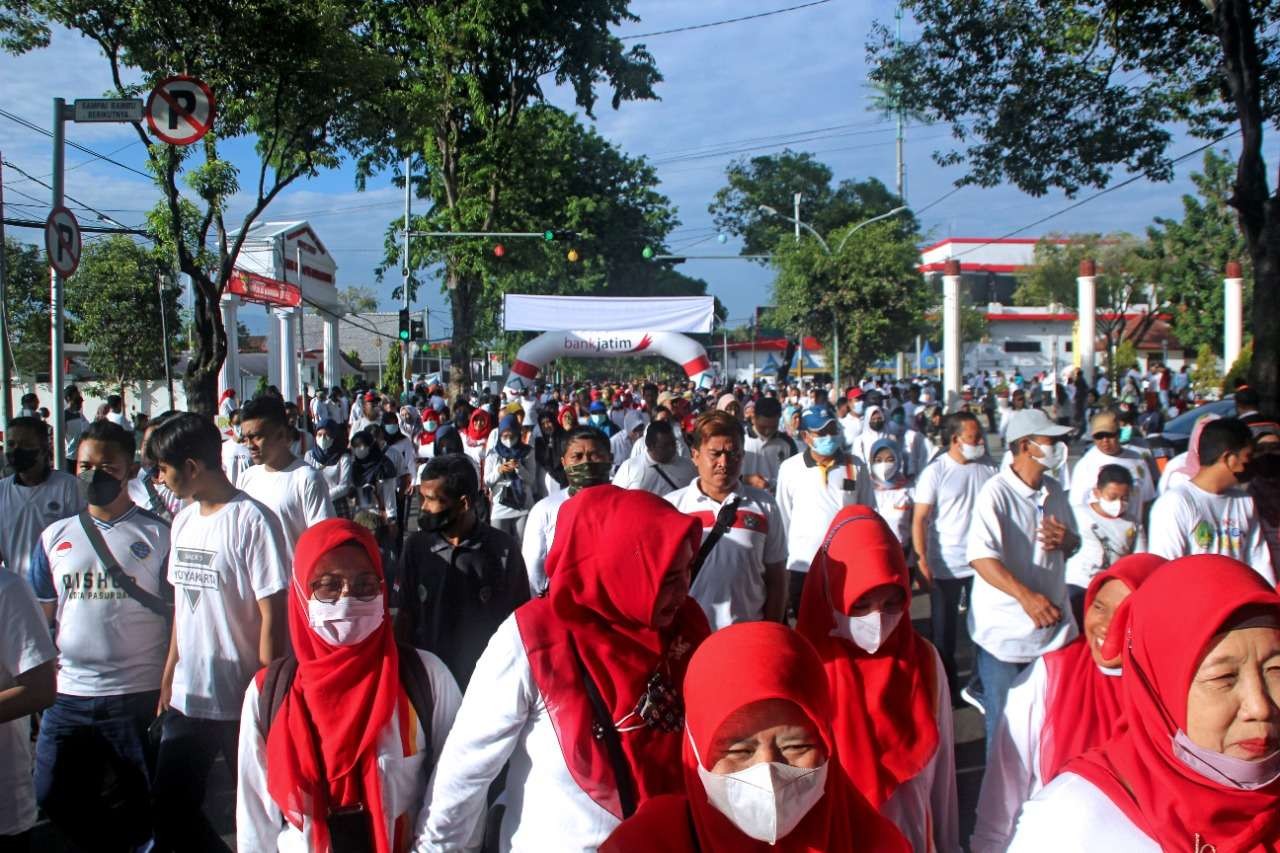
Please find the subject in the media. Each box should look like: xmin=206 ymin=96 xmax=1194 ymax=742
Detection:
xmin=588 ymin=400 xmax=607 ymax=414
xmin=800 ymin=404 xmax=837 ymax=432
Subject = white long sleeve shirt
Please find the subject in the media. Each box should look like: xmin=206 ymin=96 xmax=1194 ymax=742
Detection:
xmin=418 ymin=616 xmax=620 ymax=853
xmin=237 ymin=648 xmax=462 ymax=853
xmin=520 ymin=489 xmax=569 ymax=596
xmin=1006 ymin=773 xmax=1157 ymax=852
xmin=775 ymin=450 xmax=873 ymax=574
xmin=880 ymin=645 xmax=961 ymax=853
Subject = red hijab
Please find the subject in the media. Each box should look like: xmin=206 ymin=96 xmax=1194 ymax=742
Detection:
xmin=265 ymin=519 xmax=401 ymax=853
xmin=558 ymin=403 xmax=578 ymax=430
xmin=514 ymin=485 xmax=710 ymax=819
xmin=1038 ymin=553 xmax=1165 ymax=781
xmin=601 ymin=622 xmax=909 ymax=853
xmin=466 ymin=409 xmax=492 ymax=443
xmin=794 ymin=505 xmax=938 ymax=809
xmin=1067 ymin=556 xmax=1280 ymax=850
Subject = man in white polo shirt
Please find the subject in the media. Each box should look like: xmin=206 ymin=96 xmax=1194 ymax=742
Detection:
xmin=612 ymin=419 xmax=697 ymax=497
xmin=912 ymin=410 xmax=997 ymax=702
xmin=776 ymin=403 xmax=873 ymax=617
xmin=741 ymin=396 xmax=798 ymax=493
xmin=967 ymin=408 xmax=1080 ymax=753
xmin=667 ymin=411 xmax=786 ymax=630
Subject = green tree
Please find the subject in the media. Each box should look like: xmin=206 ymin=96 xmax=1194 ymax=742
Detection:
xmin=353 ymin=1 xmax=661 ymax=397
xmin=769 ymin=219 xmax=927 ymax=381
xmin=2 ymin=237 xmax=52 ymax=380
xmin=869 ymin=0 xmax=1280 ymax=409
xmin=337 ymin=286 xmax=381 ymax=314
xmin=709 ymin=152 xmax=910 ymax=258
xmin=1143 ymin=149 xmax=1251 ymax=352
xmin=1191 ymin=342 xmax=1223 ymax=396
xmin=3 ymin=1 xmax=393 ymax=413
xmin=66 ymin=236 xmax=181 ymax=398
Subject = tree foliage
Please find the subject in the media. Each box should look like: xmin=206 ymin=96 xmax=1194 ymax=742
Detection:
xmin=2 ymin=237 xmax=52 ymax=379
xmin=66 ymin=236 xmax=181 ymax=396
xmin=709 ymin=152 xmax=909 ymax=257
xmin=868 ymin=0 xmax=1280 ymax=408
xmin=337 ymin=286 xmax=381 ymax=314
xmin=2 ymin=0 xmax=393 ymax=413
xmin=353 ymin=0 xmax=661 ymax=396
xmin=769 ymin=219 xmax=928 ymax=381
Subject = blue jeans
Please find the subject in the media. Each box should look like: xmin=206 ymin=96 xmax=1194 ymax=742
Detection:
xmin=34 ymin=690 xmax=160 ymax=853
xmin=975 ymin=646 xmax=1030 ymax=756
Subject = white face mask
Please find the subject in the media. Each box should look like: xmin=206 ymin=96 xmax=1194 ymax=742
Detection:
xmin=1030 ymin=439 xmax=1066 ymax=470
xmin=353 ymin=446 xmax=371 ymax=460
xmin=306 ymin=594 xmax=384 ymax=646
xmin=1096 ymin=496 xmax=1127 ymax=518
xmin=696 ymin=753 xmax=829 ymax=844
xmin=501 ymin=436 xmax=517 ymax=449
xmin=959 ymin=441 xmax=985 ymax=462
xmin=316 ymin=435 xmax=333 ymax=451
xmin=383 ymin=423 xmax=399 ymax=436
xmin=871 ymin=461 xmax=896 ymax=482
xmin=830 ymin=608 xmax=903 ymax=654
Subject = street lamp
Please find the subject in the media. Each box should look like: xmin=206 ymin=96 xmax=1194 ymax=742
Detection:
xmin=757 ymin=204 xmax=909 ymax=390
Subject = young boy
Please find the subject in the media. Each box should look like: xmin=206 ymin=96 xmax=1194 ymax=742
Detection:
xmin=1066 ymin=464 xmax=1145 ymax=623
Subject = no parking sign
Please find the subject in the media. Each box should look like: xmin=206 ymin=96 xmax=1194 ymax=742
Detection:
xmin=145 ymin=76 xmax=215 ymax=145
xmin=44 ymin=206 xmax=81 ymax=277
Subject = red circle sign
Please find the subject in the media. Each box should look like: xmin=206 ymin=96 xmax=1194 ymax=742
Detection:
xmin=44 ymin=206 xmax=81 ymax=277
xmin=146 ymin=75 xmax=216 ymax=145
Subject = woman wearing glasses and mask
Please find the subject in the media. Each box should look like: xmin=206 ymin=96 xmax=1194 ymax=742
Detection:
xmin=1008 ymin=555 xmax=1280 ymax=851
xmin=419 ymin=486 xmax=709 ymax=852
xmin=237 ymin=519 xmax=461 ymax=853
xmin=601 ymin=621 xmax=909 ymax=852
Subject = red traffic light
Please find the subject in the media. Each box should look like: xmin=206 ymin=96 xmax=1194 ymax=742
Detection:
xmin=493 ymin=243 xmax=505 ymax=258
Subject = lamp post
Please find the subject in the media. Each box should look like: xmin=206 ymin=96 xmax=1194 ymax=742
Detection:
xmin=757 ymin=204 xmax=908 ymax=391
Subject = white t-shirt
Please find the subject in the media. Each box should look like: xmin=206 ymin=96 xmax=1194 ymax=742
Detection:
xmin=871 ymin=485 xmax=914 ymax=548
xmin=221 ymin=439 xmax=253 ymax=488
xmin=105 ymin=409 xmax=134 ymax=431
xmin=1147 ymin=481 xmax=1274 ymax=584
xmin=30 ymin=506 xmax=171 ymax=696
xmin=1006 ymin=772 xmax=1157 ymax=852
xmin=236 ymin=458 xmax=335 ymax=556
xmin=168 ymin=493 xmax=290 ymax=720
xmin=1065 ymin=504 xmax=1145 ymax=589
xmin=0 ymin=469 xmax=85 ymax=578
xmin=1067 ymin=446 xmax=1156 ymax=510
xmin=611 ymin=452 xmax=697 ymax=498
xmin=775 ymin=450 xmax=874 ymax=574
xmin=912 ymin=454 xmax=998 ymax=580
xmin=665 ymin=482 xmax=786 ymax=630
xmin=0 ymin=570 xmax=57 ymax=835
xmin=521 ymin=488 xmax=570 ymax=596
xmin=966 ymin=468 xmax=1079 ymax=663
xmin=742 ymin=432 xmax=798 ymax=491
xmin=128 ymin=469 xmax=184 ymax=519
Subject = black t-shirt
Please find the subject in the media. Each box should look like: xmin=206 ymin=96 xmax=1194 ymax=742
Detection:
xmin=395 ymin=522 xmax=529 ymax=690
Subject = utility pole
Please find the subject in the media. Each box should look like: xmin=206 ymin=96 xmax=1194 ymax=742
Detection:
xmin=156 ymin=272 xmax=175 ymax=411
xmin=793 ymin=192 xmax=802 ymax=243
xmin=402 ymin=155 xmax=411 ymax=394
xmin=0 ymin=152 xmax=11 ymax=434
xmin=50 ymin=98 xmax=67 ymax=468
xmin=895 ymin=2 xmax=906 ymax=202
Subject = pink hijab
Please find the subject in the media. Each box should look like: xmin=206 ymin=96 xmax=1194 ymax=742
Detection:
xmin=1166 ymin=412 xmax=1220 ymax=481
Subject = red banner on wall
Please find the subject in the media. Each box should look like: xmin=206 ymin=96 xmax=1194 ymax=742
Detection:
xmin=228 ymin=268 xmax=301 ymax=308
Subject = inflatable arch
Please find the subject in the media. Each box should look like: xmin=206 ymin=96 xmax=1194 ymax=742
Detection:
xmin=505 ymin=330 xmax=712 ymax=391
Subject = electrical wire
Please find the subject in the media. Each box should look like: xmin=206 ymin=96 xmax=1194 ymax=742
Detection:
xmin=0 ymin=107 xmax=153 ymax=180
xmin=1 ymin=157 xmax=147 ymax=230
xmin=619 ymin=0 xmax=833 ymax=40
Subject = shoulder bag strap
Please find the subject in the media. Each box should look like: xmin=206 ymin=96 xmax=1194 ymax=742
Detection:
xmin=689 ymin=497 xmax=741 ymax=582
xmin=77 ymin=511 xmax=173 ymax=621
xmin=650 ymin=464 xmax=680 ymax=492
xmin=396 ymin=642 xmax=436 ymax=777
xmin=257 ymin=654 xmax=298 ymax=738
xmin=568 ymin=638 xmax=638 ymax=818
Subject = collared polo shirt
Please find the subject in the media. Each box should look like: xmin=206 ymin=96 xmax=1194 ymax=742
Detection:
xmin=775 ymin=449 xmax=873 ymax=574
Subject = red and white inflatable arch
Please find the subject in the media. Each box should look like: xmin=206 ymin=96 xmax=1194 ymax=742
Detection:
xmin=505 ymin=330 xmax=712 ymax=391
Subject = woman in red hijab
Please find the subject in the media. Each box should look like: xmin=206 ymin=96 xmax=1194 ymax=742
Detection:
xmin=971 ymin=553 xmax=1165 ymax=852
xmin=236 ymin=519 xmax=462 ymax=853
xmin=1008 ymin=555 xmax=1280 ymax=852
xmin=600 ymin=621 xmax=910 ymax=852
xmin=795 ymin=506 xmax=959 ymax=852
xmin=419 ymin=485 xmax=710 ymax=852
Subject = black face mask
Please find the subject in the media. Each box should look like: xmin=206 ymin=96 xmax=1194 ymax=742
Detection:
xmin=79 ymin=467 xmax=124 ymax=507
xmin=6 ymin=447 xmax=42 ymax=474
xmin=420 ymin=503 xmax=462 ymax=533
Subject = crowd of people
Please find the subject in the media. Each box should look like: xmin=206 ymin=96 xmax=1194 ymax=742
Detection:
xmin=1 ymin=368 xmax=1279 ymax=853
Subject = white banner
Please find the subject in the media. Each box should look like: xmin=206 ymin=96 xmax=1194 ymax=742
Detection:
xmin=503 ymin=294 xmax=715 ymax=333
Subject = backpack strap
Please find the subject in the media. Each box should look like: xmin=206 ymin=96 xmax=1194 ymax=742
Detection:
xmin=257 ymin=654 xmax=299 ymax=738
xmin=395 ymin=642 xmax=435 ymax=777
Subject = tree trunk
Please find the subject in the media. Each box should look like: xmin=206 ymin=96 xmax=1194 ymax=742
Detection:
xmin=776 ymin=340 xmax=797 ymax=386
xmin=447 ymin=266 xmax=474 ymax=401
xmin=183 ymin=272 xmax=226 ymax=416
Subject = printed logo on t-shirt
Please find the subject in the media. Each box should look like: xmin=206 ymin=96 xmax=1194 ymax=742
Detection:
xmin=61 ymin=570 xmax=129 ymax=601
xmin=172 ymin=547 xmax=219 ymax=612
xmin=1191 ymin=518 xmax=1246 ymax=556
xmin=48 ymin=500 xmax=61 ymax=512
xmin=129 ymin=541 xmax=152 ymax=560
xmin=1193 ymin=521 xmax=1215 ymax=550
xmin=56 ymin=541 xmax=73 ymax=553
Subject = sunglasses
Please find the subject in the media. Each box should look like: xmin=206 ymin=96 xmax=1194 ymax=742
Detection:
xmin=1093 ymin=431 xmax=1119 ymax=440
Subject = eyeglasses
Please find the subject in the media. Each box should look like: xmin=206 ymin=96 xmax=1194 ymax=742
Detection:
xmin=309 ymin=573 xmax=382 ymax=603
xmin=1093 ymin=431 xmax=1118 ymax=440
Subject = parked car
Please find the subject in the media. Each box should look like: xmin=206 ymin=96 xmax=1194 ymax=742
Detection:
xmin=1145 ymin=399 xmax=1237 ymax=457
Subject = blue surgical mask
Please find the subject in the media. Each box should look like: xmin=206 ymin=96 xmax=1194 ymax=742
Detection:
xmin=811 ymin=435 xmax=841 ymax=457
xmin=1119 ymin=425 xmax=1133 ymax=442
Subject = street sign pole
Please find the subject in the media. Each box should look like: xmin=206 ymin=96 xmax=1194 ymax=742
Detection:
xmin=402 ymin=155 xmax=411 ymax=394
xmin=157 ymin=272 xmax=175 ymax=411
xmin=50 ymin=97 xmax=67 ymax=468
xmin=0 ymin=153 xmax=11 ymax=435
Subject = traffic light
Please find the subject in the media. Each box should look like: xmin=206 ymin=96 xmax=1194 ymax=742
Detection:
xmin=410 ymin=319 xmax=425 ymax=341
xmin=398 ymin=308 xmax=410 ymax=341
xmin=642 ymin=246 xmax=654 ymax=259
xmin=544 ymin=229 xmax=577 ymax=241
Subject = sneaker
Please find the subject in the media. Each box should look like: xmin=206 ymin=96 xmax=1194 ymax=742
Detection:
xmin=960 ymin=684 xmax=985 ymax=715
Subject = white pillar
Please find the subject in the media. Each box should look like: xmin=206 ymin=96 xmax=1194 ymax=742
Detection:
xmin=1225 ymin=260 xmax=1244 ymax=370
xmin=1077 ymin=258 xmax=1097 ymax=387
xmin=895 ymin=352 xmax=906 ymax=380
xmin=218 ymin=294 xmax=241 ymax=399
xmin=276 ymin=307 xmax=298 ymax=404
xmin=323 ymin=311 xmax=342 ymax=390
xmin=943 ymin=259 xmax=963 ymax=412
xmin=266 ymin=306 xmax=281 ymax=390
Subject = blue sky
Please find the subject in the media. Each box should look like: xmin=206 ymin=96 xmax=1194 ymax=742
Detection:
xmin=0 ymin=0 xmax=1249 ymax=337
